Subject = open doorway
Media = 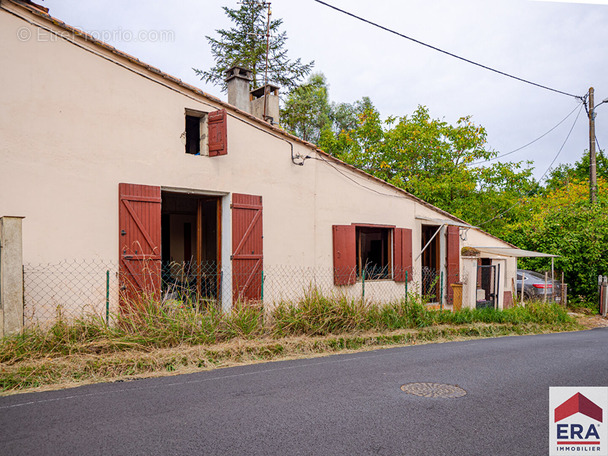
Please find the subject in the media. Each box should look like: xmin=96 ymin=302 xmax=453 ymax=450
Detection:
xmin=476 ymin=258 xmax=498 ymax=309
xmin=421 ymin=224 xmax=440 ymax=300
xmin=161 ymin=192 xmax=222 ymax=304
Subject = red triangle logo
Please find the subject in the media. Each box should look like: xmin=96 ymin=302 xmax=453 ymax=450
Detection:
xmin=555 ymin=393 xmax=603 ymax=423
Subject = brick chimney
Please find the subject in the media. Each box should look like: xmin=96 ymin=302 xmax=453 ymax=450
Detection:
xmin=250 ymin=84 xmax=280 ymax=125
xmin=225 ymin=66 xmax=253 ymax=113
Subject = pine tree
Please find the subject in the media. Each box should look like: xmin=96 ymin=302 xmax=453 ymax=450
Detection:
xmin=194 ymin=1 xmax=314 ymax=92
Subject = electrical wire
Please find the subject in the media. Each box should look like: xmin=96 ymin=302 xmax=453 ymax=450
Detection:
xmin=476 ymin=102 xmax=585 ymax=227
xmin=313 ymin=0 xmax=583 ymax=100
xmin=537 ymin=103 xmax=584 ymax=183
xmin=468 ymin=102 xmax=584 ymax=166
xmin=308 ymin=155 xmax=405 ymax=198
xmin=312 ymin=100 xmax=586 ymax=226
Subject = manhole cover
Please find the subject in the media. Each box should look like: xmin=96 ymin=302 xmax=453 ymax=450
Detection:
xmin=400 ymin=382 xmax=467 ymax=398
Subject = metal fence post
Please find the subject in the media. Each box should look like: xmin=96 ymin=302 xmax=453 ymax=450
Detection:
xmin=405 ymin=270 xmax=408 ymax=302
xmin=261 ymin=270 xmax=264 ymax=301
xmin=440 ymin=271 xmax=444 ymax=311
xmin=361 ymin=268 xmax=366 ymax=302
xmin=106 ymin=270 xmax=110 ymax=324
xmin=218 ymin=270 xmax=224 ymax=312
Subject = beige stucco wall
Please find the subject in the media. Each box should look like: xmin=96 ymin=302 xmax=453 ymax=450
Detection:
xmin=0 ymin=3 xmax=517 ymax=315
xmin=0 ymin=5 xmax=317 ymax=268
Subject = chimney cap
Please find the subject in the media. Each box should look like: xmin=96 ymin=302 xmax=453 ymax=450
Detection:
xmin=250 ymin=84 xmax=280 ymax=99
xmin=225 ymin=66 xmax=253 ymax=83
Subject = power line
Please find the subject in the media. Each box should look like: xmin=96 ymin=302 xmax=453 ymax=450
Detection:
xmin=309 ymin=155 xmax=404 ymax=198
xmin=468 ymin=102 xmax=584 ymax=166
xmin=537 ymin=103 xmax=585 ymax=182
xmin=312 ymin=102 xmax=585 ymax=224
xmin=313 ymin=0 xmax=583 ymax=100
xmin=477 ymin=102 xmax=585 ymax=227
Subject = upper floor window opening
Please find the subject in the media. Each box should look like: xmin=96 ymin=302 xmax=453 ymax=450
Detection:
xmin=184 ymin=109 xmax=208 ymax=156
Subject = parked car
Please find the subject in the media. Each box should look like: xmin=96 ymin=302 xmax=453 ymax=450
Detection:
xmin=516 ymin=269 xmax=562 ymax=302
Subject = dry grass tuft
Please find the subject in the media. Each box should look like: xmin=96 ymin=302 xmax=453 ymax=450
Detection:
xmin=0 ymin=294 xmax=581 ymax=394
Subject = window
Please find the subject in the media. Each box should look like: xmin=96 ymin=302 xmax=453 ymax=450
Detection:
xmin=185 ymin=114 xmax=204 ymax=155
xmin=356 ymin=226 xmax=391 ymax=279
xmin=332 ymin=224 xmax=412 ymax=286
xmin=183 ymin=108 xmax=227 ymax=157
xmin=185 ymin=110 xmax=208 ymax=156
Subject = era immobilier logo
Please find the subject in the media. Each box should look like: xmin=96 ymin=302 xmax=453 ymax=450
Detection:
xmin=550 ymin=387 xmax=608 ymax=456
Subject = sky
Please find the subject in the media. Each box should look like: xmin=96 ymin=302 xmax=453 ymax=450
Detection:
xmin=42 ymin=0 xmax=608 ymax=181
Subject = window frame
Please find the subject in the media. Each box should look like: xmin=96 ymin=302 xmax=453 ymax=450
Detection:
xmin=184 ymin=108 xmax=209 ymax=156
xmin=355 ymin=225 xmax=393 ymax=281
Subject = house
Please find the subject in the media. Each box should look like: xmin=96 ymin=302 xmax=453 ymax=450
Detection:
xmin=0 ymin=0 xmax=524 ymax=333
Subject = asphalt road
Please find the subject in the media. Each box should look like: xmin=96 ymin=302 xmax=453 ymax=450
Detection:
xmin=1 ymin=328 xmax=607 ymax=456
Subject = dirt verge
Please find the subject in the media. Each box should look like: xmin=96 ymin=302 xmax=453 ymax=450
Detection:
xmin=3 ymin=318 xmax=598 ymax=396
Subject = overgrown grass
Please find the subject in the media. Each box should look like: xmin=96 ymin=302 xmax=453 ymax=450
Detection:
xmin=2 ymin=323 xmax=563 ymax=393
xmin=566 ymin=295 xmax=600 ymax=314
xmin=0 ymin=292 xmax=582 ymax=393
xmin=0 ymin=292 xmax=577 ymax=369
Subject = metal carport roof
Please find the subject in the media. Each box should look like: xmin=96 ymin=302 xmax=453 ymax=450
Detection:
xmin=471 ymin=247 xmax=558 ymax=258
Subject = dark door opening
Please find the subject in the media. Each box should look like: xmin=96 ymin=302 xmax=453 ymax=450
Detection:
xmin=161 ymin=192 xmax=222 ymax=304
xmin=421 ymin=225 xmax=440 ymax=300
xmin=476 ymin=258 xmax=499 ymax=309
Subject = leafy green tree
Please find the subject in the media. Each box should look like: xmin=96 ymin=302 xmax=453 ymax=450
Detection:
xmin=282 ymin=75 xmax=606 ymax=301
xmin=545 ymin=149 xmax=608 ymax=190
xmin=505 ymin=178 xmax=608 ymax=301
xmin=281 ymin=73 xmax=375 ymax=145
xmin=194 ymin=0 xmax=314 ymax=92
xmin=320 ymin=104 xmax=536 ymax=231
xmin=329 ymin=97 xmax=375 ymax=134
xmin=281 ymin=73 xmax=332 ymax=144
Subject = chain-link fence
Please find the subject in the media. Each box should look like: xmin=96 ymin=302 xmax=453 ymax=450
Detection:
xmin=24 ymin=260 xmax=120 ymax=327
xmin=23 ymin=260 xmax=467 ymax=327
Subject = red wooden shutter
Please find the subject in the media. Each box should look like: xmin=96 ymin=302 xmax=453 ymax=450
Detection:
xmin=332 ymin=225 xmax=356 ymax=286
xmin=231 ymin=193 xmax=263 ymax=303
xmin=118 ymin=183 xmax=162 ymax=306
xmin=446 ymin=225 xmax=460 ymax=304
xmin=394 ymin=228 xmax=413 ymax=282
xmin=208 ymin=109 xmax=227 ymax=157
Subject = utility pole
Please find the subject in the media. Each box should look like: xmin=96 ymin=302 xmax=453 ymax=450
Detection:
xmin=589 ymin=87 xmax=597 ymax=204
